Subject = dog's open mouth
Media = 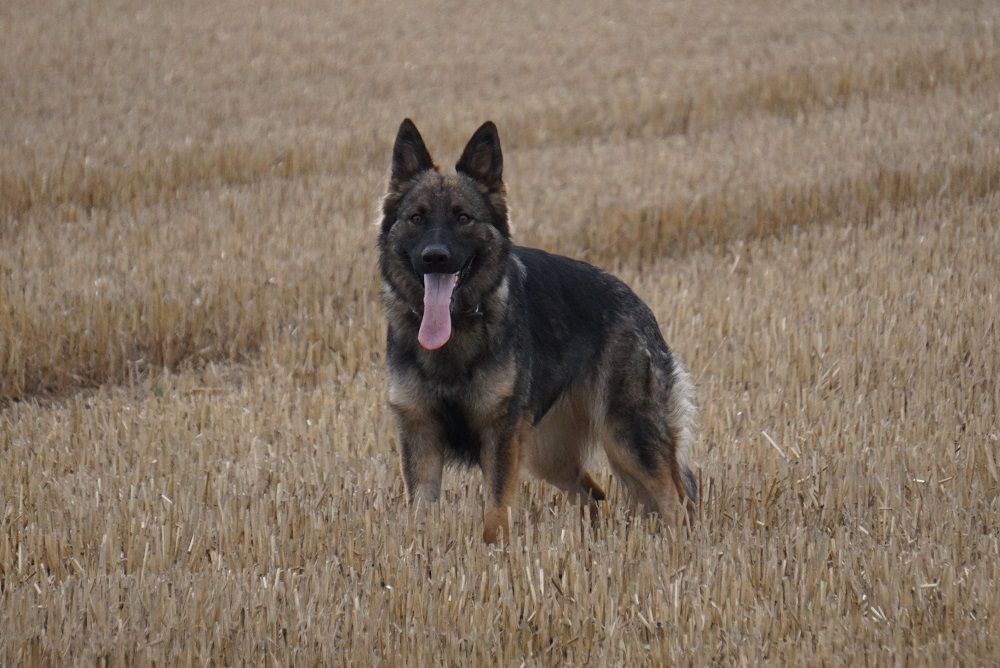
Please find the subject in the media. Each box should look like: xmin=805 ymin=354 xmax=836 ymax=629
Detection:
xmin=456 ymin=254 xmax=476 ymax=288
xmin=416 ymin=255 xmax=475 ymax=289
xmin=417 ymin=255 xmax=475 ymax=351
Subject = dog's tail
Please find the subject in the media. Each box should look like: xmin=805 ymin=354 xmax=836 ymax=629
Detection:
xmin=681 ymin=464 xmax=698 ymax=503
xmin=668 ymin=362 xmax=699 ymax=506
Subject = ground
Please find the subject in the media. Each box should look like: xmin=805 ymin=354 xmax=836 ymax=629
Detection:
xmin=1 ymin=0 xmax=998 ymax=663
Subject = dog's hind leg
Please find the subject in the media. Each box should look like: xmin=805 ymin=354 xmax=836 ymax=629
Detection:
xmin=599 ymin=336 xmax=697 ymax=520
xmin=579 ymin=471 xmax=607 ymax=502
xmin=523 ymin=395 xmax=606 ymax=520
xmin=573 ymin=471 xmax=606 ymax=526
xmin=604 ymin=442 xmax=686 ymax=518
xmin=603 ymin=415 xmax=696 ymax=521
xmin=538 ymin=470 xmax=606 ymax=527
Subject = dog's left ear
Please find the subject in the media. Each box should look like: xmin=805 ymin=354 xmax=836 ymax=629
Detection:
xmin=456 ymin=121 xmax=503 ymax=190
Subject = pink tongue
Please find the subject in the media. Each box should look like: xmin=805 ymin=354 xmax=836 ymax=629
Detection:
xmin=418 ymin=273 xmax=459 ymax=350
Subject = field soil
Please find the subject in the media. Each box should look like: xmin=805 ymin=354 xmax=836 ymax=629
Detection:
xmin=2 ymin=1 xmax=998 ymax=664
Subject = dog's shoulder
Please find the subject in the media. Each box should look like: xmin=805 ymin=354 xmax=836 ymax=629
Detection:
xmin=511 ymin=245 xmax=633 ymax=323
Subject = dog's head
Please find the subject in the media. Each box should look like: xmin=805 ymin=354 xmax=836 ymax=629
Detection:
xmin=379 ymin=119 xmax=511 ymax=350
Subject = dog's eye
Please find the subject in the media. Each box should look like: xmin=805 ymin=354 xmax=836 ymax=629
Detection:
xmin=410 ymin=213 xmax=423 ymax=225
xmin=457 ymin=213 xmax=472 ymax=225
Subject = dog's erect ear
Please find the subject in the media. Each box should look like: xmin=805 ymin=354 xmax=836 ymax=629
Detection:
xmin=391 ymin=118 xmax=434 ymax=185
xmin=456 ymin=121 xmax=503 ymax=190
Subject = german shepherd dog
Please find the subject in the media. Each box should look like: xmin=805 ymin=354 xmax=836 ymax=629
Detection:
xmin=379 ymin=119 xmax=697 ymax=544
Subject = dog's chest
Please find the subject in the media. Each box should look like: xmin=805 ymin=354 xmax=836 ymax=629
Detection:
xmin=389 ymin=354 xmax=518 ymax=427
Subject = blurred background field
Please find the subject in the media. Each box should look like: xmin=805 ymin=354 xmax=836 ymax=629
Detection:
xmin=1 ymin=1 xmax=998 ymax=663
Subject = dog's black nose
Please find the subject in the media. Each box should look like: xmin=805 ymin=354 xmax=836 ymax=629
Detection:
xmin=421 ymin=244 xmax=451 ymax=269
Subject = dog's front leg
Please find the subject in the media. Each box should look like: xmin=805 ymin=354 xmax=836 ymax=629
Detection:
xmin=393 ymin=407 xmax=445 ymax=504
xmin=478 ymin=416 xmax=526 ymax=545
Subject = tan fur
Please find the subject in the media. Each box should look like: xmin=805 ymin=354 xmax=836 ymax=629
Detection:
xmin=480 ymin=417 xmax=527 ymax=545
xmin=389 ymin=351 xmax=517 ymax=416
xmin=521 ymin=383 xmax=600 ymax=499
xmin=521 ymin=358 xmax=694 ymax=519
xmin=668 ymin=362 xmax=697 ymax=478
xmin=389 ymin=401 xmax=445 ymax=503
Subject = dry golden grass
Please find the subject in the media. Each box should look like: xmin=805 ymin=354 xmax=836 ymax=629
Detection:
xmin=2 ymin=0 xmax=999 ymax=664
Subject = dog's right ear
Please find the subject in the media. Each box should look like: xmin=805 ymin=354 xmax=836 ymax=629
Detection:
xmin=391 ymin=119 xmax=434 ymax=185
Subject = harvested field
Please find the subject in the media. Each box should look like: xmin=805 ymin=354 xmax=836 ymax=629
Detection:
xmin=1 ymin=0 xmax=998 ymax=664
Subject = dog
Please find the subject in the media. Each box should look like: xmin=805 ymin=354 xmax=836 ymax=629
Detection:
xmin=378 ymin=119 xmax=698 ymax=544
